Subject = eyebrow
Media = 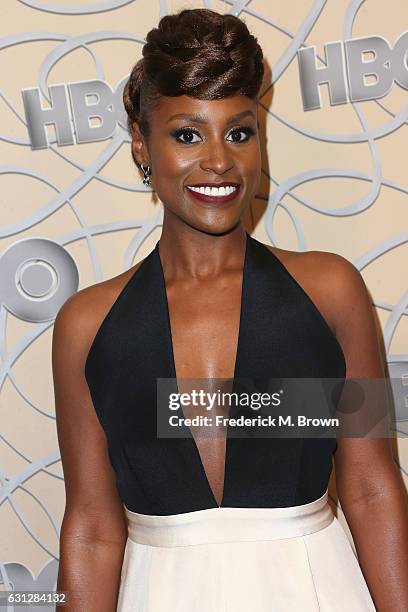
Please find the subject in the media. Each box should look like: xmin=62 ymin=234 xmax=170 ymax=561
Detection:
xmin=166 ymin=110 xmax=256 ymax=125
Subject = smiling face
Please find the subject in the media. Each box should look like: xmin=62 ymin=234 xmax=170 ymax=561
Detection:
xmin=131 ymin=94 xmax=262 ymax=235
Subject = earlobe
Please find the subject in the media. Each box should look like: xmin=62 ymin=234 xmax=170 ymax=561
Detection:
xmin=131 ymin=150 xmax=152 ymax=186
xmin=130 ymin=127 xmax=151 ymax=183
xmin=131 ymin=137 xmax=143 ymax=162
xmin=131 ymin=140 xmax=150 ymax=172
xmin=130 ymin=146 xmax=141 ymax=169
xmin=131 ymin=124 xmax=151 ymax=177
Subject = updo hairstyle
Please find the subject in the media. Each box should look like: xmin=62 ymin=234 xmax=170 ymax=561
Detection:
xmin=123 ymin=8 xmax=264 ymax=139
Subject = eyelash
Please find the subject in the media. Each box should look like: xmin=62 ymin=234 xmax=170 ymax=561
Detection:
xmin=171 ymin=126 xmax=255 ymax=144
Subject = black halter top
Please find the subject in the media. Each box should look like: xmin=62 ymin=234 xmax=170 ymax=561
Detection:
xmin=84 ymin=232 xmax=346 ymax=515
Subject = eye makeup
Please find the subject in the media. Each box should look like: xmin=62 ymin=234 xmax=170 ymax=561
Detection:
xmin=170 ymin=125 xmax=256 ymax=144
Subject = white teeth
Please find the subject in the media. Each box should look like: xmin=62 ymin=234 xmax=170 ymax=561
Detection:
xmin=187 ymin=185 xmax=238 ymax=197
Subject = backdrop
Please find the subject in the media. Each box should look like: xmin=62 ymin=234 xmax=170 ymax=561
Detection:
xmin=0 ymin=0 xmax=407 ymax=604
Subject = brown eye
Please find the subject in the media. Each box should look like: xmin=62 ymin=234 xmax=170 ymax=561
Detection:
xmin=171 ymin=127 xmax=202 ymax=144
xmin=170 ymin=126 xmax=255 ymax=144
xmin=227 ymin=126 xmax=255 ymax=143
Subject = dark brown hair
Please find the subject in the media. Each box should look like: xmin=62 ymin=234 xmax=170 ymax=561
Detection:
xmin=123 ymin=8 xmax=264 ymax=139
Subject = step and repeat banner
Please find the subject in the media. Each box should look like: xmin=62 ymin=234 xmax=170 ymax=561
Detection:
xmin=0 ymin=0 xmax=407 ymax=601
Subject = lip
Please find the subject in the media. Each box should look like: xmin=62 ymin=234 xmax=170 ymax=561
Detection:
xmin=185 ymin=183 xmax=241 ymax=205
xmin=186 ymin=182 xmax=241 ymax=188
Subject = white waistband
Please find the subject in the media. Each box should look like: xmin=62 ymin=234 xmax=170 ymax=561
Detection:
xmin=123 ymin=490 xmax=334 ymax=547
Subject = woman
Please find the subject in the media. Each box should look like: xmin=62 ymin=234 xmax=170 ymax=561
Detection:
xmin=53 ymin=8 xmax=408 ymax=611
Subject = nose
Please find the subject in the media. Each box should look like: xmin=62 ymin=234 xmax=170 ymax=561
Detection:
xmin=199 ymin=139 xmax=234 ymax=175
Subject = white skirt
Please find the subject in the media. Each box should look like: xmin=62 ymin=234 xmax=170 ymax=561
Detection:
xmin=116 ymin=490 xmax=376 ymax=611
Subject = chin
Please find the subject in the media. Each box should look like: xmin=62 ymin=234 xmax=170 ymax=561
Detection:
xmin=186 ymin=218 xmax=243 ymax=237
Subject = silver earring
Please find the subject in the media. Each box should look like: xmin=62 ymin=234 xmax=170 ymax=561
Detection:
xmin=140 ymin=163 xmax=151 ymax=187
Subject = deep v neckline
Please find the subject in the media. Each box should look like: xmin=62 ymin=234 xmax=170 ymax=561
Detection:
xmin=155 ymin=232 xmax=250 ymax=508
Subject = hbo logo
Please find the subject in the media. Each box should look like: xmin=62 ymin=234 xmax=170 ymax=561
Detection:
xmin=297 ymin=31 xmax=408 ymax=110
xmin=21 ymin=31 xmax=408 ymax=148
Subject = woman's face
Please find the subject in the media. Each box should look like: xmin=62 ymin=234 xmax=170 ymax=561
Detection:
xmin=132 ymin=94 xmax=261 ymax=235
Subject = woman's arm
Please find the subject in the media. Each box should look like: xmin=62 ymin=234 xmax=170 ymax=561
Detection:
xmin=335 ymin=438 xmax=408 ymax=612
xmin=52 ymin=288 xmax=128 ymax=611
xmin=326 ymin=254 xmax=408 ymax=611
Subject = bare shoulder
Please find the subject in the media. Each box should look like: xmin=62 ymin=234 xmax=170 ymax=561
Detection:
xmin=52 ymin=261 xmax=148 ymax=541
xmin=51 ymin=259 xmax=147 ymax=533
xmin=263 ymin=242 xmax=353 ymax=276
xmin=53 ymin=259 xmax=145 ymax=358
xmin=261 ymin=243 xmax=361 ymax=337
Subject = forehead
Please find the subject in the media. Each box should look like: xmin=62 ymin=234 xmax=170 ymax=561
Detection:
xmin=152 ymin=94 xmax=258 ymax=124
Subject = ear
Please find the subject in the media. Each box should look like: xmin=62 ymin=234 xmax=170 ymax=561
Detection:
xmin=130 ymin=121 xmax=149 ymax=168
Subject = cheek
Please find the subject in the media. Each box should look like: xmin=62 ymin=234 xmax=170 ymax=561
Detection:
xmin=237 ymin=149 xmax=261 ymax=200
xmin=250 ymin=144 xmax=262 ymax=177
xmin=150 ymin=148 xmax=195 ymax=205
xmin=159 ymin=161 xmax=193 ymax=200
xmin=237 ymin=145 xmax=261 ymax=178
xmin=151 ymin=143 xmax=195 ymax=181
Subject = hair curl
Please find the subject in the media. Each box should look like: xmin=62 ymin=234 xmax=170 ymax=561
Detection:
xmin=123 ymin=8 xmax=264 ymax=139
